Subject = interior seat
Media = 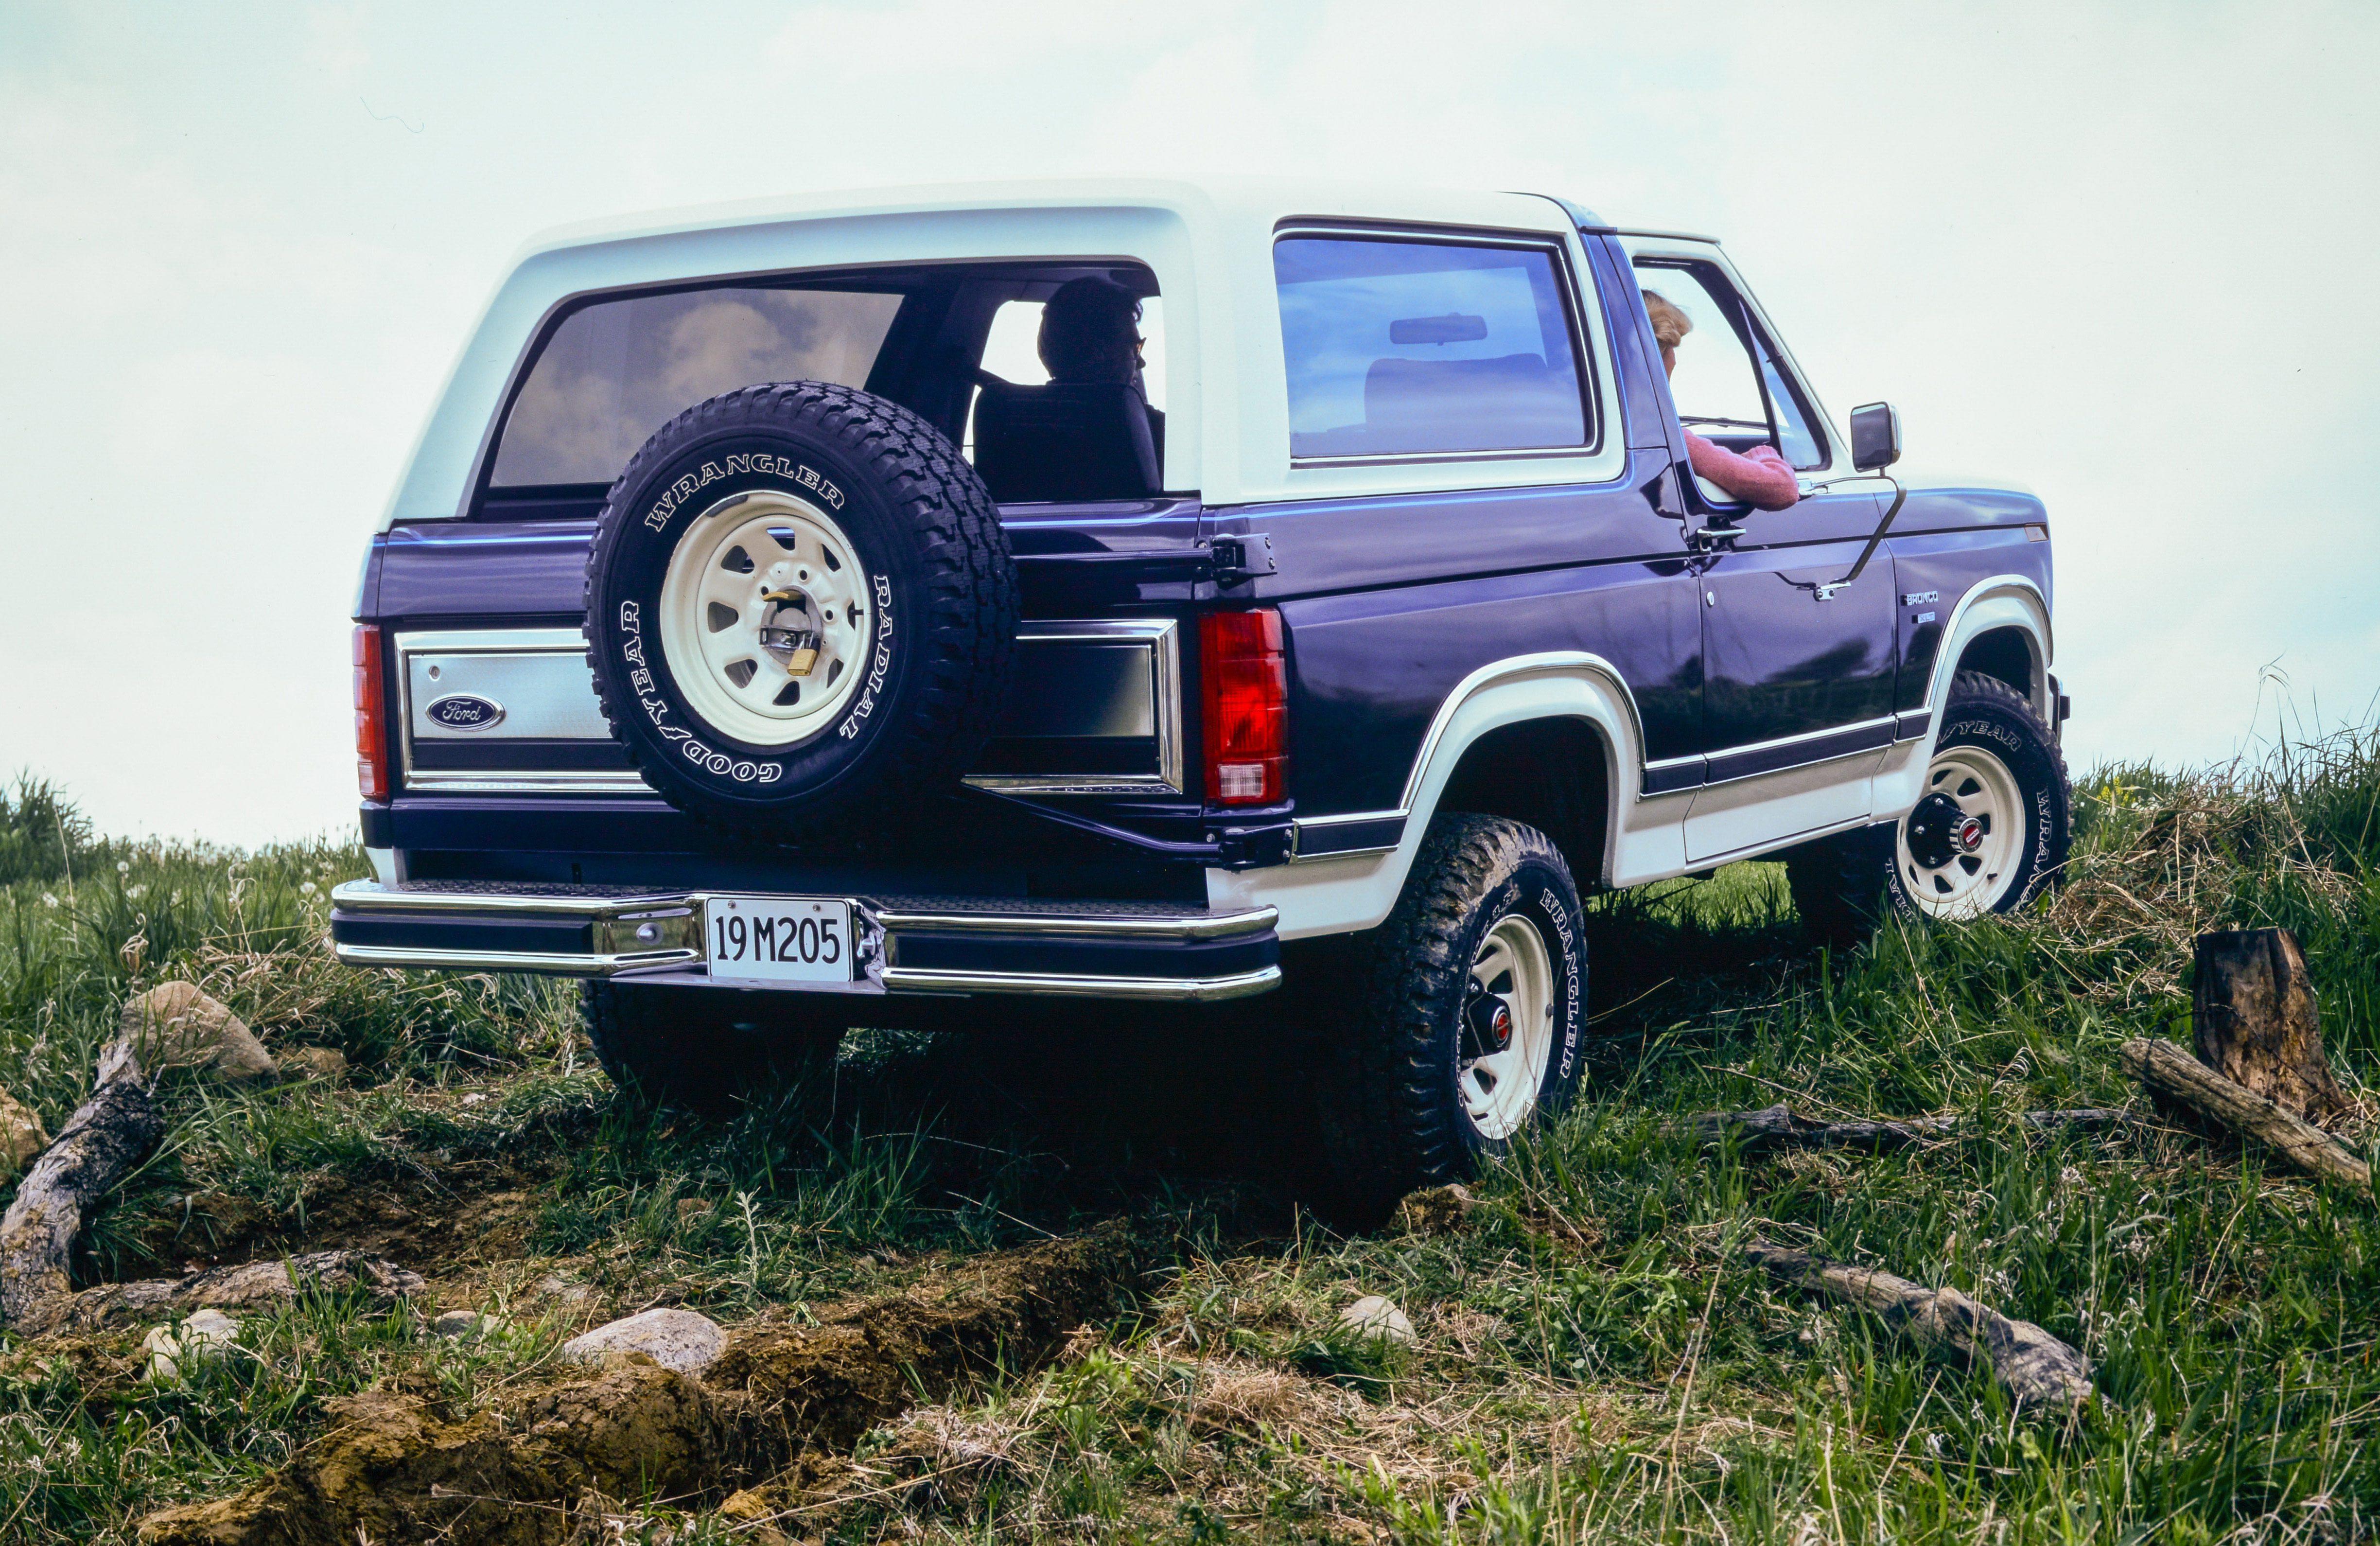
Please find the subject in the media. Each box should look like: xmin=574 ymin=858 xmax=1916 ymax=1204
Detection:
xmin=1362 ymin=353 xmax=1581 ymax=452
xmin=972 ymin=381 xmax=1160 ymax=503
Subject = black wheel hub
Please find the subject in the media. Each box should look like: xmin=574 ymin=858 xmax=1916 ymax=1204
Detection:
xmin=1462 ymin=986 xmax=1513 ymax=1059
xmin=1905 ymin=791 xmax=1981 ymax=869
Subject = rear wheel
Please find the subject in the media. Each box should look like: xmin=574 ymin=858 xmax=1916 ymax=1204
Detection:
xmin=580 ymin=980 xmax=845 ymax=1109
xmin=1316 ymin=815 xmax=1587 ymax=1223
xmin=1785 ymin=670 xmax=2071 ymax=945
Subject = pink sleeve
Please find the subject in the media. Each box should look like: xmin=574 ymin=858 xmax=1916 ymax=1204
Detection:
xmin=1685 ymin=433 xmax=1801 ymax=511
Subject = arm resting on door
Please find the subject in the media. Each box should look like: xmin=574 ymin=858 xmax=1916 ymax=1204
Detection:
xmin=1685 ymin=433 xmax=1801 ymax=511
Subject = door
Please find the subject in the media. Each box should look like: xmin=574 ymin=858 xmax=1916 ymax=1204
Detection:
xmin=1628 ymin=251 xmax=1900 ymax=860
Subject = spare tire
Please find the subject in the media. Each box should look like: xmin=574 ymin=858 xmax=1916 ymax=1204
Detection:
xmin=582 ymin=383 xmax=1016 ymax=838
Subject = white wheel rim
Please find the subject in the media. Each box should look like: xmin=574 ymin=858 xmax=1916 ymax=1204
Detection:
xmin=1896 ymin=744 xmax=2027 ymax=920
xmin=659 ymin=492 xmax=876 ymax=747
xmin=1459 ymin=912 xmax=1557 ymax=1142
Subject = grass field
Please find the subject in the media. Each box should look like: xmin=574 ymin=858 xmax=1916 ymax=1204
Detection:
xmin=2 ymin=735 xmax=2378 ymax=1544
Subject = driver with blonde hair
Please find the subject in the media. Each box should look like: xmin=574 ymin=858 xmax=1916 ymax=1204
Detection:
xmin=1642 ymin=290 xmax=1799 ymax=510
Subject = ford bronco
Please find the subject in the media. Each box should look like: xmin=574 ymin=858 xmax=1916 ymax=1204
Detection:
xmin=332 ymin=178 xmax=2071 ymax=1212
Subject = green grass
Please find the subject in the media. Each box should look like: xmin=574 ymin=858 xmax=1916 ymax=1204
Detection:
xmin=2 ymin=735 xmax=2379 ymax=1543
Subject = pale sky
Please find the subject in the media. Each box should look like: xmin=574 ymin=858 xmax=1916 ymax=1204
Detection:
xmin=4 ymin=0 xmax=2376 ymax=847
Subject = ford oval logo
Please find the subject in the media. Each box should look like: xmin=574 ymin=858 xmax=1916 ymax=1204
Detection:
xmin=425 ymin=693 xmax=505 ymax=731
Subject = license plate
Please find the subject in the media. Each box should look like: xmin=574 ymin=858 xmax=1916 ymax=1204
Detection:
xmin=703 ymin=895 xmax=855 ymax=984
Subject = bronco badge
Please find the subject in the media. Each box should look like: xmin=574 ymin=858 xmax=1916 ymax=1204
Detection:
xmin=425 ymin=694 xmax=505 ymax=731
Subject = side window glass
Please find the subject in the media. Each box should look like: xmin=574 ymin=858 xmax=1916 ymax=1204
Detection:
xmin=491 ymin=287 xmax=904 ymax=488
xmin=1636 ymin=260 xmax=1827 ymax=477
xmin=1274 ymin=237 xmax=1589 ymax=458
xmin=1761 ymin=356 xmax=1824 ymax=470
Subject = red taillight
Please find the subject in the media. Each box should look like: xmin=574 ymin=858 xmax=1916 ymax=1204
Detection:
xmin=353 ymin=625 xmax=388 ymax=800
xmin=1199 ymin=608 xmax=1287 ymax=806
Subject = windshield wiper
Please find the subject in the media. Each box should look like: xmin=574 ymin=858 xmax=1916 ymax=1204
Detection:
xmin=1679 ymin=415 xmax=1770 ymax=430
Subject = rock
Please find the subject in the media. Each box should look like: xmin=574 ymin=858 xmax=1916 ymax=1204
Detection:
xmin=561 ymin=1307 xmax=726 ymax=1375
xmin=537 ymin=1274 xmax=591 ymax=1304
xmin=140 ymin=1324 xmax=182 ymax=1380
xmin=281 ymin=1046 xmax=347 ymax=1083
xmin=0 ymin=1086 xmax=47 ymax=1174
xmin=143 ymin=1308 xmax=241 ymax=1380
xmin=1395 ymin=1183 xmax=1479 ymax=1235
xmin=184 ymin=1307 xmax=240 ymax=1344
xmin=118 ymin=982 xmax=276 ymax=1083
xmin=1338 ymin=1294 xmax=1415 ymax=1346
xmin=431 ymin=1309 xmax=507 ymax=1341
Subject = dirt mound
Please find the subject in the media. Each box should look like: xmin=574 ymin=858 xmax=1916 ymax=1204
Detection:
xmin=116 ymin=1159 xmax=555 ymax=1276
xmin=138 ymin=1358 xmax=724 ymax=1546
xmin=715 ymin=1216 xmax=1146 ymax=1454
xmin=136 ymin=1221 xmax=1153 ymax=1546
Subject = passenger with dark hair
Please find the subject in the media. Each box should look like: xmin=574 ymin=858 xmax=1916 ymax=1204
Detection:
xmin=1038 ymin=276 xmax=1163 ymax=458
xmin=1038 ymin=276 xmax=1142 ymax=382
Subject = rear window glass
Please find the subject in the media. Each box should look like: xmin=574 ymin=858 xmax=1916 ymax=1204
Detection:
xmin=490 ymin=287 xmax=904 ymax=487
xmin=1274 ymin=237 xmax=1588 ymax=459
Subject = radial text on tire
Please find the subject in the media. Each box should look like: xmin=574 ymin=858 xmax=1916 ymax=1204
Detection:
xmin=581 ymin=382 xmax=1018 ymax=839
xmin=1317 ymin=814 xmax=1588 ymax=1221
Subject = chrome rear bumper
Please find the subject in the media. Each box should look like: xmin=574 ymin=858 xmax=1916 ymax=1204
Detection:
xmin=328 ymin=881 xmax=1280 ymax=1001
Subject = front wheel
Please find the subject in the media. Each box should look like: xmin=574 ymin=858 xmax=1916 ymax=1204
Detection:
xmin=1785 ymin=670 xmax=2071 ymax=944
xmin=1316 ymin=815 xmax=1587 ymax=1222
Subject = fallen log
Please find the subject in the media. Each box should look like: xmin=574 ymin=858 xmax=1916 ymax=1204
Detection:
xmin=60 ymin=1251 xmax=426 ymax=1331
xmin=0 ymin=1074 xmax=162 ymax=1330
xmin=1685 ymin=1103 xmax=2135 ymax=1152
xmin=1746 ymin=1241 xmax=2094 ymax=1410
xmin=2192 ymin=929 xmax=2348 ymax=1122
xmin=1 ymin=984 xmax=402 ymax=1335
xmin=2119 ymin=1037 xmax=2370 ymax=1194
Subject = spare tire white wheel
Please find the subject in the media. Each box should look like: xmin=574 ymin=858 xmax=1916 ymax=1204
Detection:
xmin=582 ymin=381 xmax=1018 ymax=840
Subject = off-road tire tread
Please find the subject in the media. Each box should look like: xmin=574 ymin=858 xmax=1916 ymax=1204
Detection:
xmin=1316 ymin=814 xmax=1576 ymax=1217
xmin=581 ymin=382 xmax=1016 ymax=842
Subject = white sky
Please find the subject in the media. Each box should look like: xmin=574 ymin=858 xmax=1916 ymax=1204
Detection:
xmin=3 ymin=0 xmax=2376 ymax=847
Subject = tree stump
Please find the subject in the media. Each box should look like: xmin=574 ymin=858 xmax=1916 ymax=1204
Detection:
xmin=2193 ymin=929 xmax=2347 ymax=1123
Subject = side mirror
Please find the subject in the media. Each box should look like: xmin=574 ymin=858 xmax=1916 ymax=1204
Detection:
xmin=1850 ymin=402 xmax=1902 ymax=472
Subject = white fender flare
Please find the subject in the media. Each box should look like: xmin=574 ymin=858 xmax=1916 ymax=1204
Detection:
xmin=1877 ymin=575 xmax=2054 ymax=819
xmin=1210 ymin=653 xmax=1644 ymax=940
